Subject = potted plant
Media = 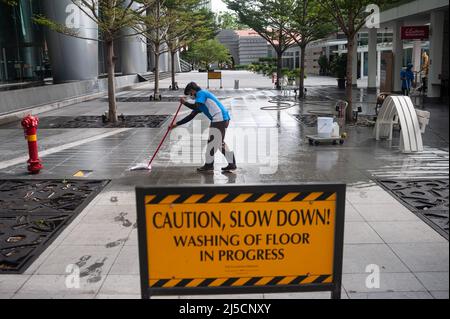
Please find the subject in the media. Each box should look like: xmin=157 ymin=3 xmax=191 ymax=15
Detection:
xmin=330 ymin=54 xmax=347 ymax=89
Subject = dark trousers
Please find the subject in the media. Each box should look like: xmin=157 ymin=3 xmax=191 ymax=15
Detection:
xmin=205 ymin=120 xmax=236 ymax=166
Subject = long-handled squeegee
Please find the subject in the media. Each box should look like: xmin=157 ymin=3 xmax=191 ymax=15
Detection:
xmin=129 ymin=102 xmax=183 ymax=171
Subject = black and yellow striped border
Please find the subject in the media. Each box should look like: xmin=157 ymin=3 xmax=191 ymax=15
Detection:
xmin=150 ymin=275 xmax=332 ymax=288
xmin=145 ymin=192 xmax=336 ymax=205
xmin=136 ymin=184 xmax=346 ymax=299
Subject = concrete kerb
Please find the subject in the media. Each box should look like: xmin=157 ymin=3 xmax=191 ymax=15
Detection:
xmin=0 ymin=81 xmax=150 ymax=126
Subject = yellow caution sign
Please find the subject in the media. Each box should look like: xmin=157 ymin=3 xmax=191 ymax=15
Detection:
xmin=207 ymin=71 xmax=222 ymax=80
xmin=136 ymin=184 xmax=346 ymax=299
xmin=207 ymin=71 xmax=223 ymax=89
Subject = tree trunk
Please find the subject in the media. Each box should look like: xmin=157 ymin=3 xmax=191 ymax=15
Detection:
xmin=299 ymin=45 xmax=306 ymax=98
xmin=276 ymin=51 xmax=283 ymax=90
xmin=345 ymin=34 xmax=354 ymax=122
xmin=154 ymin=47 xmax=160 ymax=99
xmin=106 ymin=39 xmax=117 ymax=123
xmin=170 ymin=50 xmax=176 ymax=90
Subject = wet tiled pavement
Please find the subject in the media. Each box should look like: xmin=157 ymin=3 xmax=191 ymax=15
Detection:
xmin=0 ymin=71 xmax=448 ymax=299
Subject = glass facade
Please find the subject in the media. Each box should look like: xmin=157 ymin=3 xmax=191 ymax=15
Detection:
xmin=0 ymin=0 xmax=48 ymax=83
xmin=0 ymin=0 xmax=148 ymax=85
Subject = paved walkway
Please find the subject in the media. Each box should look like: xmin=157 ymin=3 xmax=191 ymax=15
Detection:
xmin=0 ymin=71 xmax=448 ymax=299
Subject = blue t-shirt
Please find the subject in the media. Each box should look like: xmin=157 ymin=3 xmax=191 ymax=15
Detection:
xmin=401 ymin=69 xmax=414 ymax=89
xmin=195 ymin=90 xmax=230 ymax=122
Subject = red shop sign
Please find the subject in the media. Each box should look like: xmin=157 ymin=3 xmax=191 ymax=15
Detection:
xmin=401 ymin=26 xmax=429 ymax=40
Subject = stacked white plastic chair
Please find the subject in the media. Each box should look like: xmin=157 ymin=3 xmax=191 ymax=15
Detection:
xmin=374 ymin=95 xmax=424 ymax=153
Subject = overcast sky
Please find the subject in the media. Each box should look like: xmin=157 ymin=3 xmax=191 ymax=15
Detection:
xmin=211 ymin=0 xmax=230 ymax=12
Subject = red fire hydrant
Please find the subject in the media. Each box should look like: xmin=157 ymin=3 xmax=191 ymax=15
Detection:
xmin=21 ymin=115 xmax=43 ymax=174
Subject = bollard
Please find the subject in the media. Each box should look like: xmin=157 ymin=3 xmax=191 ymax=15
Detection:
xmin=21 ymin=115 xmax=43 ymax=174
xmin=234 ymin=80 xmax=239 ymax=90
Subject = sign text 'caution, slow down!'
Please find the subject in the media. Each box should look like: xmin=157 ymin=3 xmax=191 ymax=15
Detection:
xmin=136 ymin=184 xmax=346 ymax=299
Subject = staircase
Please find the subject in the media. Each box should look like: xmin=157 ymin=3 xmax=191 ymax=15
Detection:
xmin=179 ymin=59 xmax=192 ymax=73
xmin=137 ymin=71 xmax=172 ymax=83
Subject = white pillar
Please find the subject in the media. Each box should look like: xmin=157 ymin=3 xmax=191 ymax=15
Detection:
xmin=174 ymin=51 xmax=181 ymax=73
xmin=352 ymin=36 xmax=358 ymax=86
xmin=377 ymin=50 xmax=381 ymax=87
xmin=412 ymin=40 xmax=422 ymax=73
xmin=428 ymin=11 xmax=445 ymax=98
xmin=120 ymin=0 xmax=147 ymax=75
xmin=360 ymin=51 xmax=364 ymax=78
xmin=159 ymin=51 xmax=169 ymax=72
xmin=368 ymin=28 xmax=378 ymax=89
xmin=392 ymin=20 xmax=404 ymax=92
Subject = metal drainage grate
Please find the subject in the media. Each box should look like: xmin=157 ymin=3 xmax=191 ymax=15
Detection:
xmin=377 ymin=179 xmax=449 ymax=240
xmin=29 ymin=115 xmax=170 ymax=129
xmin=0 ymin=179 xmax=109 ymax=273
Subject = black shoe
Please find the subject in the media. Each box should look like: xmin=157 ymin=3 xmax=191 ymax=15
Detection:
xmin=221 ymin=164 xmax=237 ymax=172
xmin=197 ymin=164 xmax=214 ymax=172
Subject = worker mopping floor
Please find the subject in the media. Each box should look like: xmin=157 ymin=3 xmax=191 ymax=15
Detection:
xmin=130 ymin=82 xmax=237 ymax=173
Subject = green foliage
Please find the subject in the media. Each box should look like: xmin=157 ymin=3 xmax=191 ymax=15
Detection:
xmin=234 ymin=64 xmax=247 ymax=70
xmin=247 ymin=57 xmax=302 ymax=79
xmin=262 ymin=65 xmax=276 ymax=76
xmin=0 ymin=0 xmax=17 ymax=5
xmin=32 ymin=0 xmax=154 ymax=122
xmin=318 ymin=0 xmax=396 ymax=37
xmin=139 ymin=0 xmax=170 ymax=54
xmin=286 ymin=68 xmax=305 ymax=80
xmin=165 ymin=0 xmax=216 ymax=54
xmin=196 ymin=8 xmax=220 ymax=37
xmin=246 ymin=57 xmax=277 ymax=77
xmin=185 ymin=39 xmax=231 ymax=70
xmin=318 ymin=0 xmax=396 ymax=118
xmin=330 ymin=54 xmax=347 ymax=78
xmin=216 ymin=11 xmax=247 ymax=30
xmin=281 ymin=68 xmax=291 ymax=76
xmin=225 ymin=0 xmax=297 ymax=89
xmin=225 ymin=0 xmax=295 ymax=55
xmin=288 ymin=0 xmax=335 ymax=47
xmin=246 ymin=64 xmax=256 ymax=72
xmin=280 ymin=68 xmax=305 ymax=81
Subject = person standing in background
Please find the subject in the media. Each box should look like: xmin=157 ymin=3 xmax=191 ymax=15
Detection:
xmin=401 ymin=63 xmax=415 ymax=96
xmin=421 ymin=52 xmax=430 ymax=93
